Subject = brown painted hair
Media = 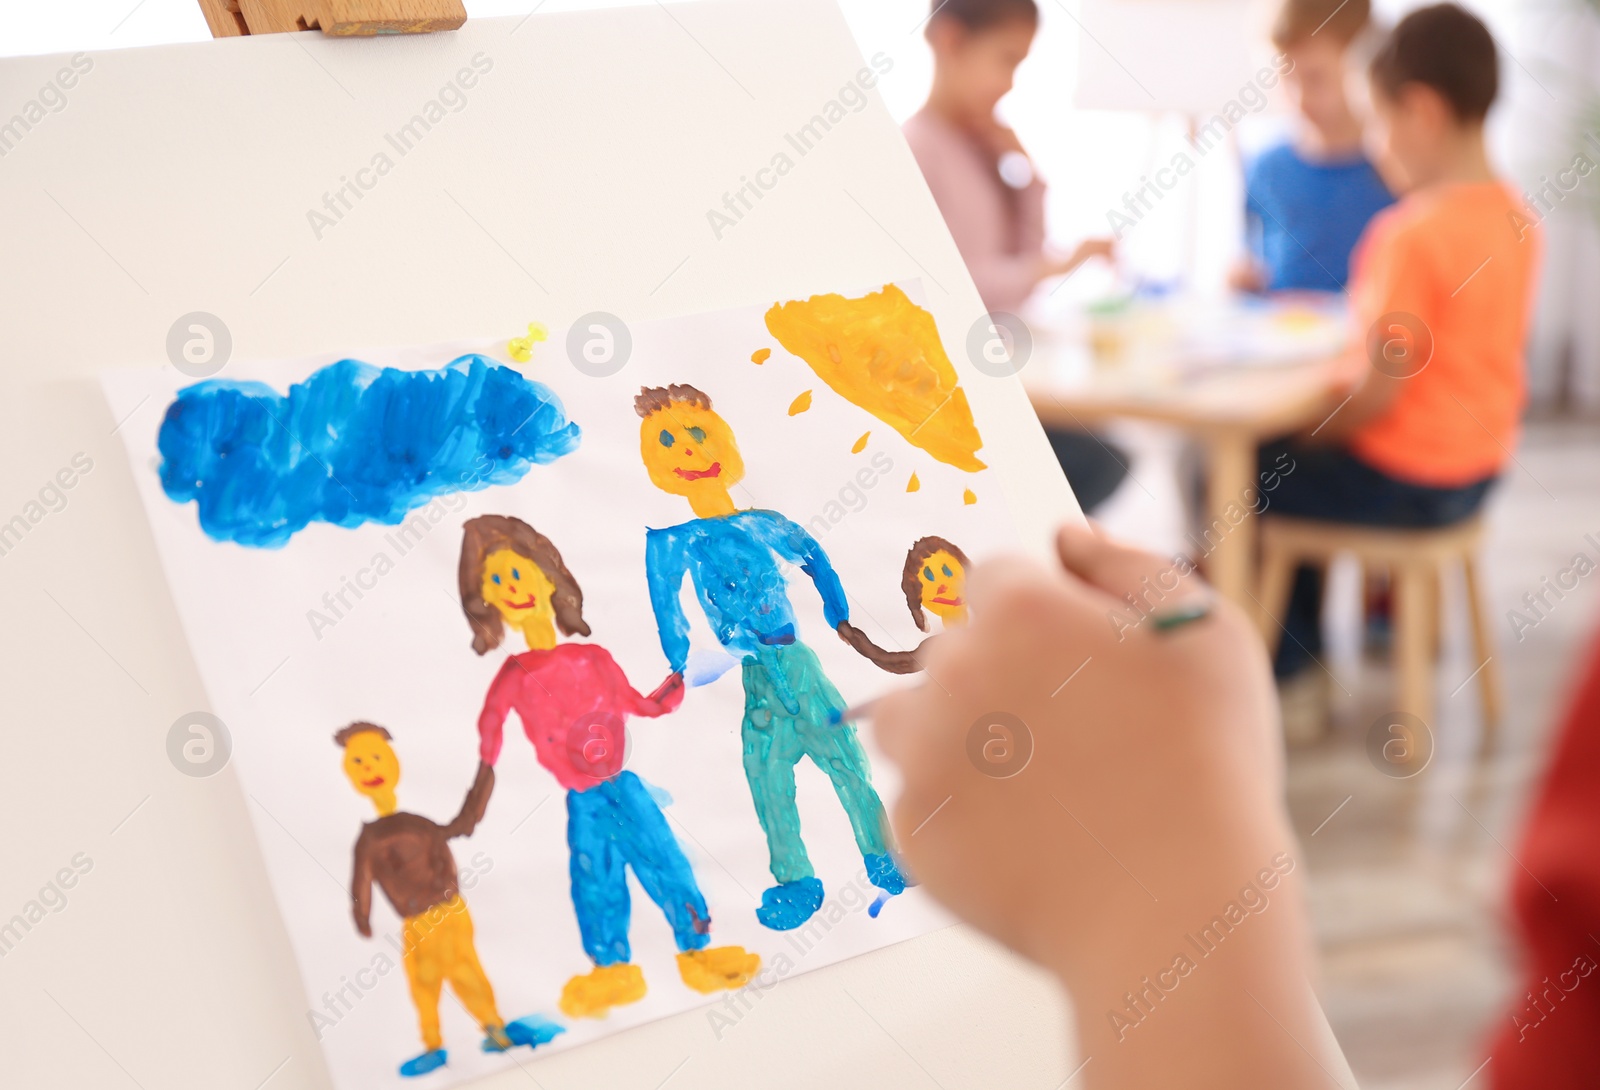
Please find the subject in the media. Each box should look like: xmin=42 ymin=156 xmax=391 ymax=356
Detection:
xmin=634 ymin=384 xmax=711 ymax=419
xmin=334 ymin=722 xmax=392 ymax=748
xmin=902 ymin=536 xmax=971 ymax=632
xmin=1370 ymin=3 xmax=1498 ymax=123
xmin=1270 ymin=0 xmax=1370 ymax=48
xmin=458 ymin=515 xmax=590 ymax=656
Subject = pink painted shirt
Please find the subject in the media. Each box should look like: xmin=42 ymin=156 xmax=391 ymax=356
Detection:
xmin=902 ymin=107 xmax=1047 ymax=313
xmin=476 ymin=643 xmax=684 ymax=792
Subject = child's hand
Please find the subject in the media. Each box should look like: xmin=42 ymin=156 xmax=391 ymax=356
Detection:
xmin=874 ymin=525 xmax=1284 ymax=978
xmin=1070 ymin=237 xmax=1116 ymax=267
xmin=1045 ymin=238 xmax=1115 ymax=280
xmin=872 ymin=526 xmax=1336 ymax=1083
xmin=1229 ymin=258 xmax=1266 ymax=294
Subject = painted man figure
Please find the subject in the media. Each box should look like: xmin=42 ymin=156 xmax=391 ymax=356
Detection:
xmin=635 ymin=384 xmax=908 ymax=930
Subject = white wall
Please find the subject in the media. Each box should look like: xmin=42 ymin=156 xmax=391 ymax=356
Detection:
xmin=6 ymin=0 xmax=1596 ymax=405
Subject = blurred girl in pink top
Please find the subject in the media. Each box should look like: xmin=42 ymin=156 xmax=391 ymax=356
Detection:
xmin=903 ymin=0 xmax=1127 ymax=510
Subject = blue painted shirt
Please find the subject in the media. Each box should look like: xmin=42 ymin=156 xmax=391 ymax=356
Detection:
xmin=645 ymin=510 xmax=850 ymax=672
xmin=1245 ymin=143 xmax=1393 ymax=292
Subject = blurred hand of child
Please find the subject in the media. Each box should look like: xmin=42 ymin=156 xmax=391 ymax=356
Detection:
xmin=874 ymin=525 xmax=1282 ymax=978
xmin=1070 ymin=237 xmax=1115 ymax=268
xmin=1229 ymin=257 xmax=1267 ymax=294
xmin=1044 ymin=238 xmax=1115 ymax=281
xmin=873 ymin=525 xmax=1342 ymax=1085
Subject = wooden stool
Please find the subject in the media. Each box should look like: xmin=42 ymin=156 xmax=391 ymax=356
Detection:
xmin=1254 ymin=516 xmax=1501 ymax=733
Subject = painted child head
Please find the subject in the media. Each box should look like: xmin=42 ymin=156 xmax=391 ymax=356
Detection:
xmin=459 ymin=515 xmax=590 ymax=656
xmin=634 ymin=384 xmax=746 ymax=501
xmin=1367 ymin=4 xmax=1498 ymax=188
xmin=903 ymin=536 xmax=972 ymax=631
xmin=336 ymin=722 xmax=399 ymax=814
xmin=925 ymin=0 xmax=1039 ymax=128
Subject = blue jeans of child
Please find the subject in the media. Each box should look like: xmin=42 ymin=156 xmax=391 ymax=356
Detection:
xmin=566 ymin=770 xmax=710 ymax=966
xmin=1258 ymin=441 xmax=1495 ymax=678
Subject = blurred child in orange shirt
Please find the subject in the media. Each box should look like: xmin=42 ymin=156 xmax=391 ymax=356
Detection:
xmin=1260 ymin=4 xmax=1541 ymax=719
xmin=862 ymin=17 xmax=1550 ymax=1080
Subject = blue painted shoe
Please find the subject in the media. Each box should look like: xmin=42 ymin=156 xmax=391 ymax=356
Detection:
xmin=398 ymin=1048 xmax=447 ymax=1077
xmin=480 ymin=1026 xmax=514 ymax=1053
xmin=864 ymin=853 xmax=911 ymax=896
xmin=756 ymin=877 xmax=824 ymax=930
xmin=504 ymin=1015 xmax=567 ymax=1049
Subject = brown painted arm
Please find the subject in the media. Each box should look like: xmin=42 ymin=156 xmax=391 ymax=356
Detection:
xmin=836 ymin=620 xmax=930 ymax=675
xmin=351 ymin=831 xmax=374 ymax=938
xmin=442 ymin=762 xmax=495 ymax=839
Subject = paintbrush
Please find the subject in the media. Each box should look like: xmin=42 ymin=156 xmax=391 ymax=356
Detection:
xmin=830 ymin=699 xmax=880 ymax=726
xmin=830 ymin=597 xmax=1214 ymax=728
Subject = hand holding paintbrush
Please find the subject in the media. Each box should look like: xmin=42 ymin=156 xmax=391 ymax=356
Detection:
xmin=867 ymin=523 xmax=1343 ymax=1088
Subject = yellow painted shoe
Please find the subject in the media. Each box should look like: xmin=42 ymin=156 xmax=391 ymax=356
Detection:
xmin=559 ymin=962 xmax=647 ymax=1019
xmin=676 ymin=946 xmax=761 ymax=994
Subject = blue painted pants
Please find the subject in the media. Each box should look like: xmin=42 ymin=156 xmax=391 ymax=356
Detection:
xmin=741 ymin=641 xmax=890 ymax=884
xmin=566 ymin=771 xmax=710 ymax=966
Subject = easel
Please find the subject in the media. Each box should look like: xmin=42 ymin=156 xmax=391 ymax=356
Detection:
xmin=195 ymin=0 xmax=465 ymax=37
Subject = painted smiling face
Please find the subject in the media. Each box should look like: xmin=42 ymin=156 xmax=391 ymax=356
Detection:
xmin=342 ymin=730 xmax=400 ymax=814
xmin=919 ymin=549 xmax=969 ymax=627
xmin=639 ymin=402 xmax=746 ymax=510
xmin=480 ymin=548 xmax=559 ymax=647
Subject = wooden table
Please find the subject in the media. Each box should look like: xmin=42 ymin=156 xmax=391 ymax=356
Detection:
xmin=1028 ymin=352 xmax=1344 ymax=607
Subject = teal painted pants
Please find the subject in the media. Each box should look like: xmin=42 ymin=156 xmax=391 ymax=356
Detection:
xmin=740 ymin=641 xmax=890 ymax=884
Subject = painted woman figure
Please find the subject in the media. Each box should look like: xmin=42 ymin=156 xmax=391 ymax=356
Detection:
xmin=841 ymin=536 xmax=972 ymax=674
xmin=458 ymin=515 xmax=759 ymax=1019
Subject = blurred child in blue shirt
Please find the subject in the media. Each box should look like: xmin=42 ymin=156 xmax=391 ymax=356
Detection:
xmin=1233 ymin=0 xmax=1394 ymax=293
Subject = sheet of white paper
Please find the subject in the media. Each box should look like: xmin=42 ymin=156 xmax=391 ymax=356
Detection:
xmin=104 ymin=281 xmax=1027 ymax=1090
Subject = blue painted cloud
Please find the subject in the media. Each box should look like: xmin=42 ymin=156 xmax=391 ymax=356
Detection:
xmin=158 ymin=354 xmax=581 ymax=547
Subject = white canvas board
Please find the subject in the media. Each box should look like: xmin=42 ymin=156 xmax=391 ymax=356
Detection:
xmin=0 ymin=5 xmax=1082 ymax=1088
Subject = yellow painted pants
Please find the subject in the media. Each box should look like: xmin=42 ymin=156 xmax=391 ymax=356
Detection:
xmin=401 ymin=895 xmax=503 ymax=1051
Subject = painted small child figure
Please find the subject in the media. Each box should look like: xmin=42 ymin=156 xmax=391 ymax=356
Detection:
xmin=459 ymin=515 xmax=760 ymax=1019
xmin=903 ymin=536 xmax=971 ymax=633
xmin=840 ymin=537 xmax=972 ymax=674
xmin=339 ymin=723 xmax=562 ymax=1078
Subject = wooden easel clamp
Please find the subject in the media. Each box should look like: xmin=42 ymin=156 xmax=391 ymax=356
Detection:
xmin=197 ymin=0 xmax=466 ymax=37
